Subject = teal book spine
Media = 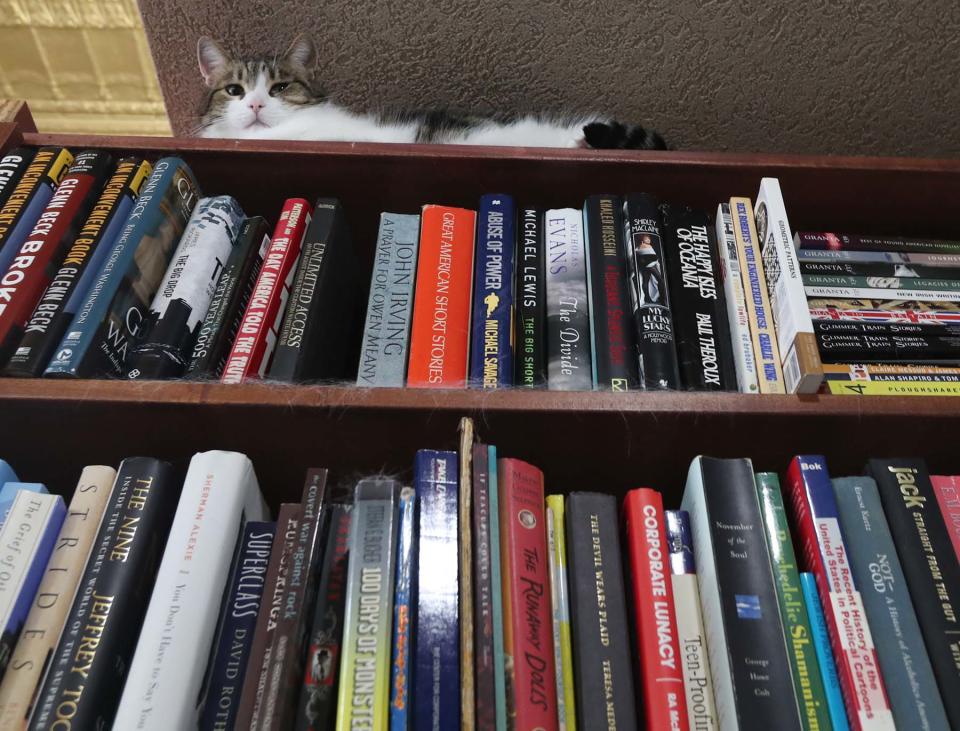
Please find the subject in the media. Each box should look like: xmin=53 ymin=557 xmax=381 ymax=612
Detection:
xmin=389 ymin=487 xmax=415 ymax=731
xmin=487 ymin=445 xmax=507 ymax=731
xmin=801 ymin=573 xmax=848 ymax=731
xmin=832 ymin=476 xmax=950 ymax=730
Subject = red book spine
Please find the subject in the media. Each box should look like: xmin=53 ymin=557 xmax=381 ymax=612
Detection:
xmin=497 ymin=458 xmax=558 ymax=731
xmin=931 ymin=475 xmax=960 ymax=563
xmin=407 ymin=205 xmax=476 ymax=387
xmin=221 ymin=198 xmax=312 ymax=383
xmin=623 ymin=488 xmax=688 ymax=731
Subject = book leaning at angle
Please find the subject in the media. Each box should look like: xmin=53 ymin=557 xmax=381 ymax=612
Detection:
xmin=0 ymin=466 xmax=114 ymax=729
xmin=113 ymin=451 xmax=268 ymax=730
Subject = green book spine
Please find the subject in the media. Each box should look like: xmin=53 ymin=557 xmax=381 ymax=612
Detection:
xmin=756 ymin=472 xmax=832 ymax=731
xmin=487 ymin=446 xmax=507 ymax=731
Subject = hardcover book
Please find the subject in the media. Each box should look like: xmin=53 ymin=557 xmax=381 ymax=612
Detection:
xmin=0 ymin=150 xmax=113 ymax=364
xmin=545 ymin=207 xmax=592 ymax=390
xmin=931 ymin=475 xmax=960 ymax=561
xmin=44 ymin=157 xmax=201 ymax=378
xmin=407 ymin=205 xmax=476 ymax=388
xmin=221 ymin=198 xmax=312 ymax=383
xmin=356 ymin=213 xmax=420 ymax=387
xmin=5 ymin=158 xmax=152 ymax=377
xmin=622 ymin=194 xmax=680 ymax=390
xmin=623 ymin=488 xmax=685 ymax=731
xmin=0 ymin=149 xmax=35 ymax=211
xmin=458 ymin=419 xmax=475 ymax=731
xmin=681 ymin=456 xmax=802 ymax=731
xmin=716 ymin=203 xmax=759 ymax=393
xmin=832 ymin=476 xmax=950 ymax=730
xmin=545 ymin=495 xmax=575 ymax=731
xmin=800 ymin=573 xmax=849 ymax=731
xmin=389 ymin=487 xmax=415 ymax=731
xmin=865 ymin=458 xmax=960 ymax=728
xmin=796 ymin=231 xmax=960 ymax=254
xmin=28 ymin=457 xmax=180 ymax=731
xmin=186 ymin=215 xmax=269 ymax=379
xmin=514 ymin=207 xmax=546 ymax=387
xmin=786 ymin=456 xmax=893 ymax=730
xmin=126 ymin=195 xmax=246 ymax=379
xmin=113 ymin=451 xmax=268 ymax=730
xmin=472 ymin=442 xmax=496 ymax=730
xmin=584 ymin=194 xmax=638 ymax=390
xmin=755 ymin=179 xmax=823 ymax=393
xmin=660 ymin=203 xmax=736 ymax=391
xmin=268 ymin=198 xmax=364 ymax=383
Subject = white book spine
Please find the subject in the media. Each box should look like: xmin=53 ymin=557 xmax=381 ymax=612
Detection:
xmin=672 ymin=573 xmax=719 ymax=730
xmin=715 ymin=204 xmax=758 ymax=393
xmin=113 ymin=451 xmax=267 ymax=730
xmin=804 ymin=284 xmax=960 ymax=302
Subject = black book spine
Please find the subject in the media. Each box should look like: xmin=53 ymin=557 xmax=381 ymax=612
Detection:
xmin=661 ymin=204 xmax=737 ymax=390
xmin=815 ymin=326 xmax=960 ymax=363
xmin=813 ymin=318 xmax=960 ymax=338
xmin=471 ymin=443 xmax=495 ymax=727
xmin=623 ymin=194 xmax=681 ymax=390
xmin=585 ymin=195 xmax=639 ymax=390
xmin=185 ymin=216 xmax=268 ymax=379
xmin=566 ymin=492 xmax=639 ymax=730
xmin=28 ymin=457 xmax=180 ymax=731
xmin=0 ymin=148 xmax=36 ymax=211
xmin=866 ymin=458 xmax=960 ymax=728
xmin=268 ymin=199 xmax=362 ymax=382
xmin=514 ymin=207 xmax=546 ymax=387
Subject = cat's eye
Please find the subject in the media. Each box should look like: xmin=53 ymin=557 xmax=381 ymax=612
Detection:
xmin=270 ymin=82 xmax=289 ymax=95
xmin=224 ymin=84 xmax=244 ymax=97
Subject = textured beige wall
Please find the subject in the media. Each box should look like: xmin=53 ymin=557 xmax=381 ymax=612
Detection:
xmin=138 ymin=0 xmax=960 ymax=156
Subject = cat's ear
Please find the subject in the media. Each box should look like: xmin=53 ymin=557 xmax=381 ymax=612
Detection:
xmin=283 ymin=34 xmax=317 ymax=72
xmin=198 ymin=37 xmax=230 ymax=86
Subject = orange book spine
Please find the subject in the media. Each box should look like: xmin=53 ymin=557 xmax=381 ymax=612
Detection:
xmin=407 ymin=205 xmax=476 ymax=387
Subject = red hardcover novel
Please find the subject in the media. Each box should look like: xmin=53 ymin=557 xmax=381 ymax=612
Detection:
xmin=623 ymin=488 xmax=689 ymax=731
xmin=497 ymin=458 xmax=558 ymax=731
xmin=931 ymin=475 xmax=960 ymax=563
xmin=221 ymin=198 xmax=312 ymax=383
xmin=406 ymin=205 xmax=476 ymax=388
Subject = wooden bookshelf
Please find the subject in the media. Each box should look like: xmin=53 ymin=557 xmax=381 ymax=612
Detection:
xmin=2 ymin=113 xmax=960 ymax=509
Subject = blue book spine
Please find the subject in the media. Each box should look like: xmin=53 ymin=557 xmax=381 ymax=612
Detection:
xmin=470 ymin=194 xmax=515 ymax=388
xmin=487 ymin=445 xmax=507 ymax=731
xmin=413 ymin=450 xmax=460 ymax=730
xmin=199 ymin=521 xmax=276 ymax=731
xmin=0 ymin=184 xmax=56 ymax=276
xmin=0 ymin=461 xmax=17 ymax=488
xmin=0 ymin=483 xmax=48 ymax=528
xmin=801 ymin=573 xmax=849 ymax=731
xmin=390 ymin=487 xmax=416 ymax=731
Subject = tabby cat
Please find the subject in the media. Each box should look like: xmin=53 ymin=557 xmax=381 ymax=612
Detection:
xmin=197 ymin=36 xmax=667 ymax=149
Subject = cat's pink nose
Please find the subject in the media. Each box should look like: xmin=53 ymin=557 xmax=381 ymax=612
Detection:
xmin=248 ymin=100 xmax=264 ymax=112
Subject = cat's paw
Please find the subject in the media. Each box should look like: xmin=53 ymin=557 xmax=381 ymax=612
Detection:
xmin=582 ymin=121 xmax=668 ymax=150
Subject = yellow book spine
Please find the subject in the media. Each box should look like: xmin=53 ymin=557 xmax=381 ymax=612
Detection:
xmin=546 ymin=495 xmax=576 ymax=731
xmin=827 ymin=380 xmax=960 ymax=396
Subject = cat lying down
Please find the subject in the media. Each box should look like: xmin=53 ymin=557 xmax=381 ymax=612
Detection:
xmin=197 ymin=36 xmax=668 ymax=150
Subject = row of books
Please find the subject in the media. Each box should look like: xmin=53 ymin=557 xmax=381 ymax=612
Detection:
xmin=0 ymin=422 xmax=959 ymax=730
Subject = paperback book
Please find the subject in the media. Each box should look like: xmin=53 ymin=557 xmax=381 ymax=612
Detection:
xmin=514 ymin=207 xmax=546 ymax=387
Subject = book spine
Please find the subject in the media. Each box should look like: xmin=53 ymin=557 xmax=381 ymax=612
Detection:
xmin=931 ymin=476 xmax=960 ymax=562
xmin=755 ymin=473 xmax=829 ymax=731
xmin=0 ymin=493 xmax=66 ymax=679
xmin=801 ymin=573 xmax=850 ymax=731
xmin=407 ymin=205 xmax=476 ymax=388
xmin=545 ymin=496 xmax=575 ymax=731
xmin=334 ymin=479 xmax=400 ymax=731
xmin=814 ymin=319 xmax=960 ymax=338
xmin=0 ymin=149 xmax=36 ymax=211
xmin=234 ymin=504 xmax=301 ymax=730
xmin=469 ymin=194 xmax=515 ymax=388
xmin=865 ymin=459 xmax=960 ymax=728
xmin=5 ymin=158 xmax=151 ymax=377
xmin=0 ymin=485 xmax=47 ymax=528
xmin=755 ymin=179 xmax=823 ymax=393
xmin=832 ymin=476 xmax=950 ymax=730
xmin=800 ymin=258 xmax=960 ymax=279
xmin=805 ymin=284 xmax=960 ymax=302
xmin=514 ymin=208 xmax=547 ymax=387
xmin=487 ymin=447 xmax=507 ymax=731
xmin=126 ymin=195 xmax=246 ymax=379
xmin=622 ymin=193 xmax=680 ymax=390
xmin=716 ymin=203 xmax=759 ymax=393
xmin=199 ymin=521 xmax=276 ymax=731
xmin=798 ymin=248 xmax=960 ymax=266
xmin=356 ymin=213 xmax=420 ymax=387
xmin=221 ymin=198 xmax=312 ymax=383
xmin=28 ymin=457 xmax=180 ymax=731
xmin=458 ymin=419 xmax=475 ymax=731
xmin=797 ymin=231 xmax=960 ymax=254
xmin=664 ymin=510 xmax=718 ymax=731
xmin=472 ymin=443 xmax=496 ymax=729
xmin=186 ymin=215 xmax=269 ymax=379
xmin=545 ymin=208 xmax=592 ymax=390
xmin=0 ymin=150 xmax=113 ymax=363
xmin=786 ymin=456 xmax=893 ymax=730
xmin=809 ymin=303 xmax=960 ymax=325
xmin=660 ymin=204 xmax=736 ymax=391
xmin=0 ymin=148 xmax=73 ymax=276
xmin=114 ymin=451 xmax=266 ymax=730
xmin=498 ymin=459 xmax=557 ymax=731
xmin=623 ymin=488 xmax=686 ymax=730
xmin=43 ymin=157 xmax=201 ymax=378
xmin=805 ymin=272 xmax=960 ymax=291
xmin=261 ymin=470 xmax=329 ymax=731
xmin=294 ymin=502 xmax=352 ymax=731
xmin=0 ymin=466 xmax=114 ymax=729
xmin=389 ymin=487 xmax=415 ymax=731
xmin=828 ymin=380 xmax=960 ymax=396
xmin=816 ymin=329 xmax=960 ymax=363
xmin=413 ymin=450 xmax=460 ymax=730
xmin=584 ymin=195 xmax=638 ymax=390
